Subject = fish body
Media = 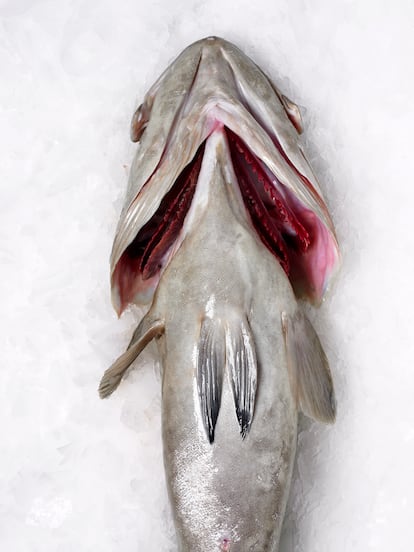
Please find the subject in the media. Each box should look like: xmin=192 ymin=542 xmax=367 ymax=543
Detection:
xmin=157 ymin=132 xmax=298 ymax=550
xmin=99 ymin=37 xmax=339 ymax=551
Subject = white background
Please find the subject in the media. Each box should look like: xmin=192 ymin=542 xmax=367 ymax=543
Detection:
xmin=1 ymin=1 xmax=413 ymax=550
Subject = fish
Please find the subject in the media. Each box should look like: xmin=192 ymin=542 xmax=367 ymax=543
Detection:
xmin=99 ymin=37 xmax=340 ymax=552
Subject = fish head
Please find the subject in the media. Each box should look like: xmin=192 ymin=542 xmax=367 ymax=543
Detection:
xmin=110 ymin=37 xmax=340 ymax=315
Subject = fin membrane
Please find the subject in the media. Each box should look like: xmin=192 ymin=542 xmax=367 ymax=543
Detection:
xmin=282 ymin=310 xmax=336 ymax=423
xmin=99 ymin=314 xmax=164 ymax=398
xmin=226 ymin=317 xmax=257 ymax=438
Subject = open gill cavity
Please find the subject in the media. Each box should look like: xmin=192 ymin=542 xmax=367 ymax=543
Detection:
xmin=226 ymin=127 xmax=334 ymax=302
xmin=112 ymin=141 xmax=206 ymax=313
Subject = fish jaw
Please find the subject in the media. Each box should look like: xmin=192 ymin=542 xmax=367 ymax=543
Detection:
xmin=110 ymin=37 xmax=339 ymax=315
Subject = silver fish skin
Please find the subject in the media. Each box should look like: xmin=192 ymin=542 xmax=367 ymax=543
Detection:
xmin=99 ymin=37 xmax=338 ymax=552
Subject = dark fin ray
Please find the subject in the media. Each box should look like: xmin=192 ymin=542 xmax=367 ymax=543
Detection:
xmin=226 ymin=318 xmax=257 ymax=438
xmin=99 ymin=314 xmax=164 ymax=398
xmin=282 ymin=311 xmax=336 ymax=423
xmin=197 ymin=318 xmax=225 ymax=443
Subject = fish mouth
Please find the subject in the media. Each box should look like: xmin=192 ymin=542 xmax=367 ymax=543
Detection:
xmin=111 ymin=37 xmax=339 ymax=315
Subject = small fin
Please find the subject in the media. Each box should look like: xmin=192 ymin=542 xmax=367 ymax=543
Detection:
xmin=282 ymin=311 xmax=336 ymax=423
xmin=280 ymin=94 xmax=303 ymax=134
xmin=197 ymin=318 xmax=225 ymax=443
xmin=226 ymin=317 xmax=257 ymax=438
xmin=130 ymin=101 xmax=152 ymax=142
xmin=99 ymin=314 xmax=164 ymax=398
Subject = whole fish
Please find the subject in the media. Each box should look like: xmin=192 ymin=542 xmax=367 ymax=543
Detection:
xmin=99 ymin=37 xmax=339 ymax=551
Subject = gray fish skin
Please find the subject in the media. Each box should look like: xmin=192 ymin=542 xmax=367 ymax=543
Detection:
xmin=99 ymin=37 xmax=338 ymax=552
xmin=155 ymin=133 xmax=298 ymax=551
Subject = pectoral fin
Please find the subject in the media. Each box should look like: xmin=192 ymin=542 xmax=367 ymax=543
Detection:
xmin=99 ymin=313 xmax=164 ymax=399
xmin=282 ymin=311 xmax=336 ymax=423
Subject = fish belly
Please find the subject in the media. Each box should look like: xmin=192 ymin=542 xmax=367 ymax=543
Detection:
xmin=161 ymin=307 xmax=297 ymax=552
